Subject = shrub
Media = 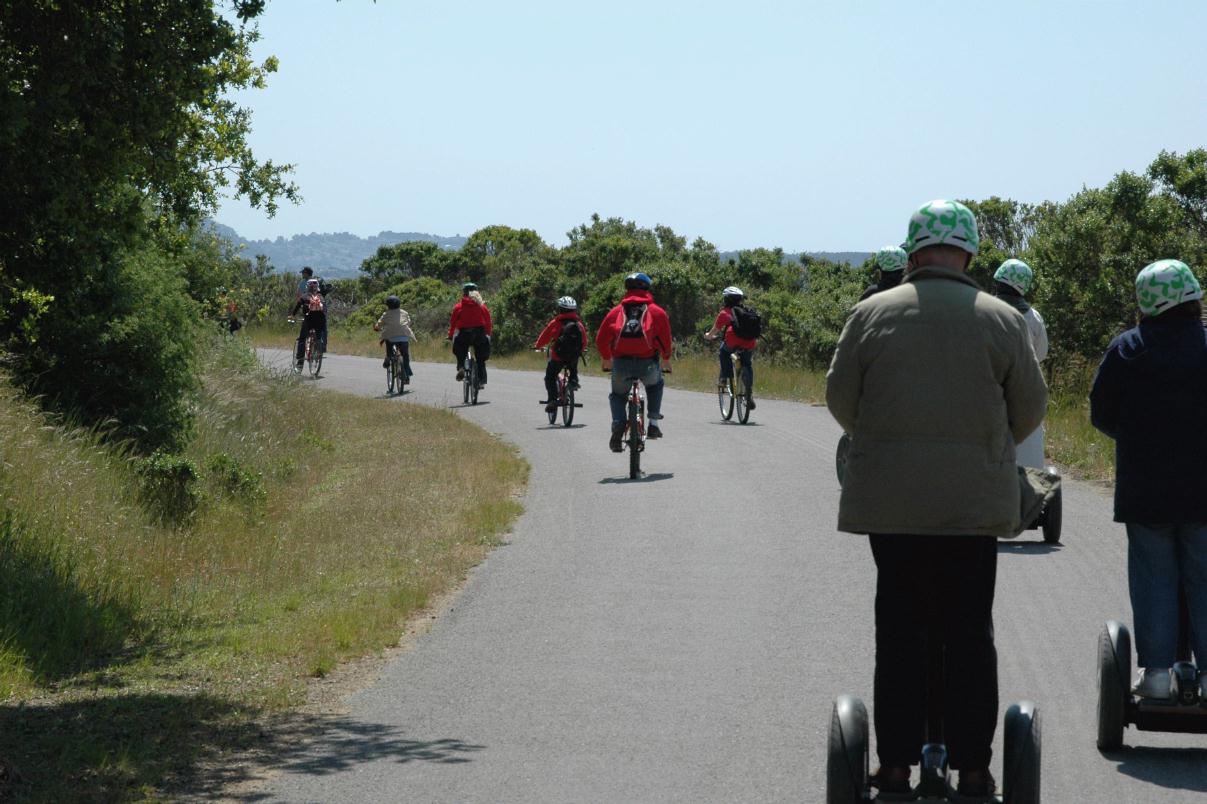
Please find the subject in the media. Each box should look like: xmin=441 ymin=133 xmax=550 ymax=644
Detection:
xmin=135 ymin=451 xmax=201 ymax=527
xmin=205 ymin=452 xmax=265 ymax=505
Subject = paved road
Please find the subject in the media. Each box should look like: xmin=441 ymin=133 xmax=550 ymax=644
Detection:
xmin=256 ymin=350 xmax=1207 ymax=803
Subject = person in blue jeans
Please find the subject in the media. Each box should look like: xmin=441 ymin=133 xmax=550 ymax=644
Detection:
xmin=1091 ymin=259 xmax=1207 ymax=701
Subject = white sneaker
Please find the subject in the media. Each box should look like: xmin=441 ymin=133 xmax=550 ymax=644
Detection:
xmin=1133 ymin=667 xmax=1173 ymax=700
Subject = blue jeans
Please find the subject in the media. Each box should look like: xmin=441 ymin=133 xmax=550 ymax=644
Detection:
xmin=1126 ymin=522 xmax=1207 ymax=668
xmin=719 ymin=344 xmax=753 ymax=393
xmin=609 ymin=357 xmax=663 ymax=426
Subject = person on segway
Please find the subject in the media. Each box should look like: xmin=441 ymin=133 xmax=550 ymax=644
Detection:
xmin=860 ymin=245 xmax=909 ymax=301
xmin=826 ymin=200 xmax=1048 ymax=798
xmin=992 ymin=259 xmax=1049 ymax=469
xmin=1090 ymin=259 xmax=1207 ymax=702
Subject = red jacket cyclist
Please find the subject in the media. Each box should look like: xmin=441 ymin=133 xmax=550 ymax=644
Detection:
xmin=448 ymin=283 xmax=493 ymax=385
xmin=534 ymin=296 xmax=588 ymax=413
xmin=704 ymin=285 xmax=757 ymax=410
xmin=595 ymin=272 xmax=673 ymax=451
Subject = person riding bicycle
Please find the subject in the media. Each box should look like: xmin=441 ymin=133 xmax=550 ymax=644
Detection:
xmin=534 ymin=295 xmax=588 ymax=414
xmin=374 ymin=294 xmax=416 ymax=382
xmin=859 ymin=245 xmax=908 ymax=301
xmin=1090 ymin=259 xmax=1207 ymax=703
xmin=704 ymin=285 xmax=757 ymax=411
xmin=448 ymin=283 xmax=493 ymax=386
xmin=290 ymin=277 xmax=329 ymax=372
xmin=826 ymin=200 xmax=1047 ymax=799
xmin=993 ymin=258 xmax=1049 ymax=468
xmin=595 ymin=272 xmax=672 ymax=452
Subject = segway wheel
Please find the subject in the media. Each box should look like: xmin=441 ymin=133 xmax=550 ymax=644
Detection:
xmin=1096 ymin=620 xmax=1130 ymax=751
xmin=835 ymin=433 xmax=851 ymax=487
xmin=1042 ymin=485 xmax=1062 ymax=543
xmin=1002 ymin=701 xmax=1041 ymax=804
xmin=826 ymin=695 xmax=869 ymax=804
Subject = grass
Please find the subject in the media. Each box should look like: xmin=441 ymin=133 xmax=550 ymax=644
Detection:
xmin=0 ymin=333 xmax=528 ymax=801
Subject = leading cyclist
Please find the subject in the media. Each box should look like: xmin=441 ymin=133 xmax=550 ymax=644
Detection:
xmin=595 ymin=272 xmax=672 ymax=452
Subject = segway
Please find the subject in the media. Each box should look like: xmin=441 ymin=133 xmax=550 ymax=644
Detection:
xmin=1097 ymin=587 xmax=1206 ymax=750
xmin=1015 ymin=466 xmax=1062 ymax=544
xmin=836 ymin=433 xmax=851 ymax=485
xmin=827 ymin=632 xmax=1042 ymax=803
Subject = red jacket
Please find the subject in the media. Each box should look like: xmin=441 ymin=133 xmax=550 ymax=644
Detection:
xmin=448 ymin=297 xmax=493 ymax=338
xmin=534 ymin=312 xmax=588 ymax=362
xmin=595 ymin=290 xmax=673 ymax=361
xmin=714 ymin=307 xmax=758 ymax=350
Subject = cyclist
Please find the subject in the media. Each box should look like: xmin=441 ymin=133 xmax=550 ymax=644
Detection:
xmin=826 ymin=200 xmax=1047 ymax=799
xmin=1090 ymin=259 xmax=1207 ymax=702
xmin=704 ymin=286 xmax=757 ymax=410
xmin=290 ymin=277 xmax=329 ymax=372
xmin=534 ymin=295 xmax=587 ymax=414
xmin=859 ymin=245 xmax=908 ymax=301
xmin=373 ymin=294 xmax=416 ymax=382
xmin=448 ymin=283 xmax=492 ymax=386
xmin=595 ymin=272 xmax=672 ymax=452
xmin=992 ymin=258 xmax=1049 ymax=468
xmin=296 ymin=266 xmax=317 ymax=299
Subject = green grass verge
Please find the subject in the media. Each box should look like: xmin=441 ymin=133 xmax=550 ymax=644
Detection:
xmin=0 ymin=334 xmax=528 ymax=801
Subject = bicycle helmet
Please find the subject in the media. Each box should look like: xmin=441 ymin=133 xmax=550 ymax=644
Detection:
xmin=1135 ymin=259 xmax=1203 ymax=317
xmin=462 ymin=282 xmax=478 ymax=293
xmin=306 ymin=278 xmax=320 ymax=289
xmin=556 ymin=295 xmax=578 ymax=311
xmin=876 ymin=245 xmax=908 ymax=273
xmin=385 ymin=295 xmax=401 ymax=309
xmin=624 ymin=272 xmax=652 ymax=290
xmin=722 ymin=285 xmax=745 ymax=298
xmin=994 ymin=259 xmax=1034 ymax=295
xmin=902 ymin=199 xmax=979 ymax=256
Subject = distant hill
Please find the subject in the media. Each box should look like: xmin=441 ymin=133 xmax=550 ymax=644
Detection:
xmin=209 ymin=222 xmax=870 ymax=276
xmin=717 ymin=250 xmax=872 ymax=266
xmin=208 ymin=223 xmax=467 ymax=277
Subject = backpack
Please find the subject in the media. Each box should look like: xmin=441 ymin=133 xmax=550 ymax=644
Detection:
xmin=554 ymin=318 xmax=584 ymax=361
xmin=729 ymin=304 xmax=761 ymax=339
xmin=614 ymin=302 xmax=653 ymax=352
xmin=307 ymin=293 xmax=326 ymax=313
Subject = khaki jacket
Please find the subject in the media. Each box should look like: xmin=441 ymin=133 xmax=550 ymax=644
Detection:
xmin=376 ymin=309 xmax=415 ymax=341
xmin=826 ymin=265 xmax=1047 ymax=536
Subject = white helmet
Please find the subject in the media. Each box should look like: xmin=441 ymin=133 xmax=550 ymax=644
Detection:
xmin=1135 ymin=259 xmax=1202 ymax=317
xmin=902 ymin=199 xmax=979 ymax=256
xmin=722 ymin=286 xmax=745 ymax=298
xmin=994 ymin=259 xmax=1034 ymax=295
xmin=876 ymin=246 xmax=908 ymax=273
xmin=556 ymin=295 xmax=577 ymax=311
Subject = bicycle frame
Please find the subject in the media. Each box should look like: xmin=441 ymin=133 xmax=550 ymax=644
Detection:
xmin=624 ymin=375 xmax=646 ymax=478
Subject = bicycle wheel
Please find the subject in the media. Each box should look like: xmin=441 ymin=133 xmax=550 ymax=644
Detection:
xmin=627 ymin=390 xmax=642 ymax=479
xmin=307 ymin=332 xmax=321 ymax=377
xmin=469 ymin=359 xmax=479 ymax=405
xmin=462 ymin=357 xmax=471 ymax=404
xmin=562 ymin=383 xmax=575 ymax=427
xmin=387 ymin=354 xmax=397 ymax=394
xmin=548 ymin=377 xmax=559 ymax=425
xmin=718 ymin=377 xmax=734 ymax=420
xmin=737 ymin=378 xmax=751 ymax=424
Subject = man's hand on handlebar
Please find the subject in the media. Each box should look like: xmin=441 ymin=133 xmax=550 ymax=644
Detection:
xmin=661 ymin=361 xmax=672 ymax=374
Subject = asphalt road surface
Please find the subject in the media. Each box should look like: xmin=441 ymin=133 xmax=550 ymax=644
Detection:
xmin=255 ymin=349 xmax=1207 ymax=803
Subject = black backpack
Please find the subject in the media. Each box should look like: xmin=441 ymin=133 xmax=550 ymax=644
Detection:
xmin=729 ymin=304 xmax=762 ymax=339
xmin=554 ymin=318 xmax=584 ymax=361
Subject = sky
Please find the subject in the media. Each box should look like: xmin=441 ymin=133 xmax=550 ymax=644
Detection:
xmin=216 ymin=0 xmax=1207 ymax=252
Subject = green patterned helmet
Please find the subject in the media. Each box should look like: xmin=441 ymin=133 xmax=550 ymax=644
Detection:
xmin=876 ymin=245 xmax=908 ymax=273
xmin=902 ymin=199 xmax=979 ymax=256
xmin=994 ymin=259 xmax=1034 ymax=295
xmin=1135 ymin=259 xmax=1203 ymax=317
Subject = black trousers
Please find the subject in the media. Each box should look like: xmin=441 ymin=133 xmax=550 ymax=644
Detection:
xmin=384 ymin=340 xmax=412 ymax=377
xmin=869 ymin=533 xmax=998 ymax=770
xmin=295 ymin=313 xmax=328 ymax=364
xmin=452 ymin=328 xmax=490 ymax=380
xmin=544 ymin=358 xmax=579 ymax=402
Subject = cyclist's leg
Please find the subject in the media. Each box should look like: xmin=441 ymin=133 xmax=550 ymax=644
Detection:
xmin=476 ymin=329 xmax=491 ymax=383
xmin=400 ymin=340 xmax=412 ymax=377
xmin=718 ymin=342 xmax=734 ymax=382
xmin=452 ymin=332 xmax=469 ymax=372
xmin=295 ymin=318 xmax=308 ymax=365
xmin=383 ymin=340 xmax=393 ymax=367
xmin=643 ymin=358 xmax=664 ymax=419
xmin=544 ymin=359 xmax=561 ymax=403
xmin=608 ymin=358 xmax=632 ymax=425
xmin=739 ymin=348 xmax=754 ymax=392
xmin=317 ymin=314 xmax=328 ymax=353
xmin=569 ymin=357 xmax=580 ymax=388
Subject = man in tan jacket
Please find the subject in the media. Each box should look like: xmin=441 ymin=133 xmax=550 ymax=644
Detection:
xmin=826 ymin=200 xmax=1047 ymax=798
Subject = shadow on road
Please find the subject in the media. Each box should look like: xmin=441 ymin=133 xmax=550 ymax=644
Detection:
xmin=536 ymin=424 xmax=587 ymax=430
xmin=1103 ymin=746 xmax=1207 ymax=793
xmin=707 ymin=420 xmax=764 ymax=426
xmin=997 ymin=541 xmax=1062 ymax=555
xmin=598 ymin=473 xmax=675 ymax=484
xmin=449 ymin=401 xmax=493 ymax=409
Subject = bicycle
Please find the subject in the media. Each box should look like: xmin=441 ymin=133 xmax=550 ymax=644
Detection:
xmin=536 ymin=348 xmax=583 ymax=426
xmin=288 ymin=317 xmax=323 ymax=377
xmin=622 ymin=373 xmax=647 ymax=478
xmin=385 ymin=342 xmax=406 ymax=395
xmin=718 ymin=347 xmax=753 ymax=424
xmin=463 ymin=343 xmax=480 ymax=405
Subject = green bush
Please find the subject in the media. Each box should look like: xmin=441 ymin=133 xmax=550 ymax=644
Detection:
xmin=135 ymin=451 xmax=201 ymax=527
xmin=205 ymin=452 xmax=265 ymax=505
xmin=342 ymin=277 xmax=458 ymax=332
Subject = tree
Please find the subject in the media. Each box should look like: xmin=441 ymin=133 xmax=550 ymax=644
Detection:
xmin=0 ymin=1 xmax=297 ymax=449
xmin=461 ymin=226 xmax=555 ymax=289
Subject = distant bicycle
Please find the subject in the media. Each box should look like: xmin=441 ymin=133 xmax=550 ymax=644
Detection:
xmin=539 ymin=351 xmax=582 ymax=426
xmin=463 ymin=343 xmax=480 ymax=405
xmin=287 ymin=317 xmax=323 ymax=377
xmin=385 ymin=342 xmax=407 ymax=395
xmin=718 ymin=347 xmax=753 ymax=423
